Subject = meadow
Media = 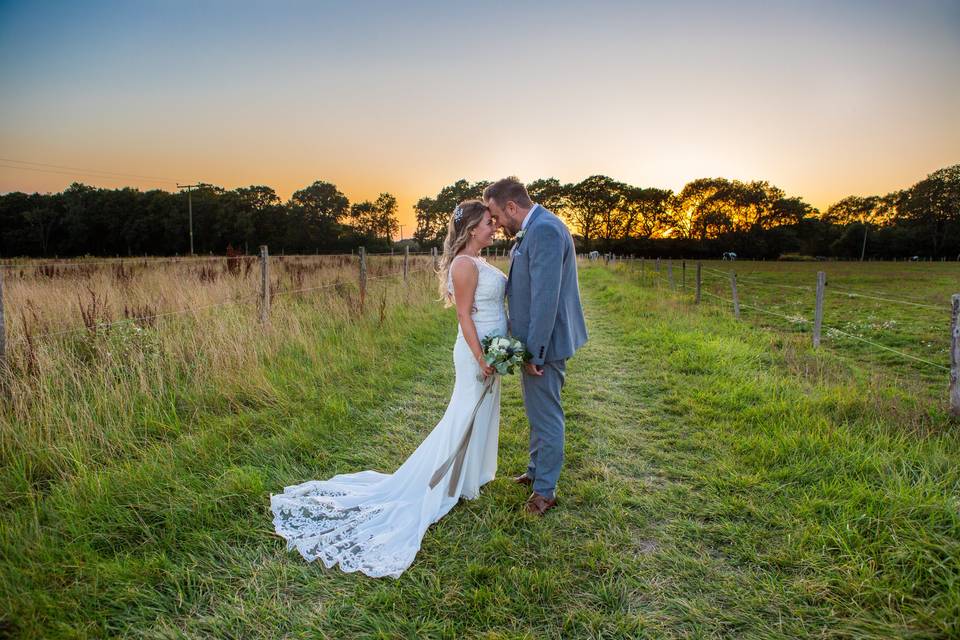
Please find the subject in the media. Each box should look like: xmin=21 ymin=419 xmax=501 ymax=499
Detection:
xmin=1 ymin=256 xmax=958 ymax=638
xmin=634 ymin=257 xmax=958 ymax=415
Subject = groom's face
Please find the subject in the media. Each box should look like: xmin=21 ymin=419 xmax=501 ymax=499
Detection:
xmin=486 ymin=198 xmax=521 ymax=235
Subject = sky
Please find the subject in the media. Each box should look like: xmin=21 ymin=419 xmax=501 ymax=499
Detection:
xmin=1 ymin=0 xmax=958 ymax=236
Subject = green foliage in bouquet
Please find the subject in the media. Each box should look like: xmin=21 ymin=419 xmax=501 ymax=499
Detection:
xmin=480 ymin=334 xmax=532 ymax=376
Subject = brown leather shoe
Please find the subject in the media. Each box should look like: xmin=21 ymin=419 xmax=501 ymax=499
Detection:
xmin=512 ymin=473 xmax=533 ymax=486
xmin=525 ymin=492 xmax=557 ymax=516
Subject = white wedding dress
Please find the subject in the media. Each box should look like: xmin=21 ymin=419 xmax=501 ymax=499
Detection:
xmin=270 ymin=255 xmax=508 ymax=578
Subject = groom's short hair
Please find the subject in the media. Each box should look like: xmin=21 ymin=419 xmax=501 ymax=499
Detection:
xmin=484 ymin=177 xmax=533 ymax=209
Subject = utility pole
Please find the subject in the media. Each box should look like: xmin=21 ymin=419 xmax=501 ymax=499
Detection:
xmin=860 ymin=221 xmax=868 ymax=262
xmin=177 ymin=183 xmax=202 ymax=256
xmin=398 ymin=224 xmax=405 ymax=242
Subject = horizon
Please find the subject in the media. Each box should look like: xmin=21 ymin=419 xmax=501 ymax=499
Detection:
xmin=2 ymin=0 xmax=958 ymax=234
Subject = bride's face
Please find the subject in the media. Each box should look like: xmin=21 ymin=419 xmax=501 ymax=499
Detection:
xmin=471 ymin=210 xmax=500 ymax=248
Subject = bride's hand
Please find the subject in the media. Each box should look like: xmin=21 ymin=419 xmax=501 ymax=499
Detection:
xmin=476 ymin=356 xmax=495 ymax=378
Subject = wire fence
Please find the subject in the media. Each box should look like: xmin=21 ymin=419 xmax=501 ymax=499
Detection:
xmin=699 ymin=265 xmax=951 ymax=311
xmin=604 ymin=255 xmax=960 ymax=416
xmin=0 ymin=246 xmax=514 ymax=271
xmin=0 ymin=248 xmax=439 ymax=355
xmin=697 ymin=283 xmax=951 ymax=372
xmin=3 ymin=250 xmax=957 ymax=415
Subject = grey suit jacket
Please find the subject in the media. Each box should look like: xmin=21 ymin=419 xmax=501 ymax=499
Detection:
xmin=506 ymin=204 xmax=588 ymax=366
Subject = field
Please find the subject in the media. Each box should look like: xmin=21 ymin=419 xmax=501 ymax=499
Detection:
xmin=1 ymin=256 xmax=958 ymax=638
xmin=637 ymin=258 xmax=958 ymax=408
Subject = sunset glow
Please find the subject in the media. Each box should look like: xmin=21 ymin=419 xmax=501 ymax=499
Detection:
xmin=1 ymin=0 xmax=957 ymax=235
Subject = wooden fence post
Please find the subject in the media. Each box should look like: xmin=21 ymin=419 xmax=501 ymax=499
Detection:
xmin=730 ymin=271 xmax=740 ymax=319
xmin=656 ymin=257 xmax=661 ymax=273
xmin=359 ymin=246 xmax=367 ymax=312
xmin=682 ymin=260 xmax=686 ymax=289
xmin=695 ymin=262 xmax=702 ymax=304
xmin=950 ymin=294 xmax=960 ymax=418
xmin=259 ymin=245 xmax=270 ymax=324
xmin=641 ymin=258 xmax=645 ymax=281
xmin=0 ymin=270 xmax=6 ymax=370
xmin=403 ymin=245 xmax=409 ymax=283
xmin=431 ymin=247 xmax=438 ymax=272
xmin=668 ymin=261 xmax=675 ymax=289
xmin=813 ymin=271 xmax=826 ymax=348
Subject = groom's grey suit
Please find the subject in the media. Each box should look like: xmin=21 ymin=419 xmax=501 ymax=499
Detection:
xmin=506 ymin=204 xmax=588 ymax=500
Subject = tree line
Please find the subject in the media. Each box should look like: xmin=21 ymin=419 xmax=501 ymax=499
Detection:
xmin=413 ymin=164 xmax=960 ymax=260
xmin=0 ymin=181 xmax=399 ymax=258
xmin=1 ymin=164 xmax=957 ymax=259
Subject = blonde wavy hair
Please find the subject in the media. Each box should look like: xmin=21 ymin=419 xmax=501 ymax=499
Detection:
xmin=437 ymin=199 xmax=488 ymax=306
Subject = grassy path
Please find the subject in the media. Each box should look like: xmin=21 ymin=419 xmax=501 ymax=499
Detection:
xmin=2 ymin=264 xmax=957 ymax=638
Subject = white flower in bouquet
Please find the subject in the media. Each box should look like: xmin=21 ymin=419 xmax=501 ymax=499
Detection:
xmin=480 ymin=334 xmax=532 ymax=377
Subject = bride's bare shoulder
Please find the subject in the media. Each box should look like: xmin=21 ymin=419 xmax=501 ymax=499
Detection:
xmin=450 ymin=254 xmax=479 ymax=280
xmin=451 ymin=254 xmax=479 ymax=269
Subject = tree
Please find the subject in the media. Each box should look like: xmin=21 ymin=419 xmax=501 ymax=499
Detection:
xmin=374 ymin=192 xmax=399 ymax=241
xmin=625 ymin=187 xmax=672 ymax=239
xmin=287 ymin=181 xmax=350 ymax=251
xmin=666 ymin=178 xmax=727 ymax=240
xmin=823 ymin=195 xmax=882 ymax=260
xmin=566 ymin=175 xmax=621 ymax=249
xmin=289 ymin=181 xmax=349 ymax=226
xmin=730 ymin=180 xmax=787 ymax=233
xmin=347 ymin=200 xmax=378 ymax=237
xmin=526 ymin=178 xmax=570 ymax=218
xmin=218 ymin=186 xmax=281 ymax=252
xmin=822 ymin=195 xmax=880 ymax=227
xmin=23 ymin=204 xmax=61 ymax=256
xmin=897 ymin=164 xmax=960 ymax=258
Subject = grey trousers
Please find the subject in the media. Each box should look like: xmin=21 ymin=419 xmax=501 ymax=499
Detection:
xmin=521 ymin=359 xmax=567 ymax=500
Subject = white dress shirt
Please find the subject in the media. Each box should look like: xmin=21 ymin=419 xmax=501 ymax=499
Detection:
xmin=510 ymin=204 xmax=539 ymax=260
xmin=520 ymin=203 xmax=539 ymax=232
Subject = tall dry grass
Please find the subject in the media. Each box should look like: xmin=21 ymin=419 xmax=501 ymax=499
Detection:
xmin=0 ymin=254 xmax=437 ymax=509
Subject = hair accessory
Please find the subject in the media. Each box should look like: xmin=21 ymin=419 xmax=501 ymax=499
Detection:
xmin=453 ymin=205 xmax=464 ymax=222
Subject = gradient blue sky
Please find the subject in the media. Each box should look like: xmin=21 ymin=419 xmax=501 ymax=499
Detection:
xmin=1 ymin=0 xmax=958 ymax=230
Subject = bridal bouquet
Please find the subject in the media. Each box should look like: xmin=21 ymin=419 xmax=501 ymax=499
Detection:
xmin=480 ymin=334 xmax=532 ymax=376
xmin=431 ymin=334 xmax=532 ymax=497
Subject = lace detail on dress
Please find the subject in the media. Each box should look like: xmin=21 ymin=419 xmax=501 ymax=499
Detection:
xmin=271 ymin=485 xmax=415 ymax=578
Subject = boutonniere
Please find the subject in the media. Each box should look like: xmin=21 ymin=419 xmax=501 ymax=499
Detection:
xmin=514 ymin=229 xmax=527 ymax=243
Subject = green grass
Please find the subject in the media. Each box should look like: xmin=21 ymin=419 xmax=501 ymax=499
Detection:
xmin=644 ymin=258 xmax=958 ymax=398
xmin=2 ymin=263 xmax=958 ymax=638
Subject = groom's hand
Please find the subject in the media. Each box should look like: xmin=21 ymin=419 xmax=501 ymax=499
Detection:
xmin=524 ymin=363 xmax=544 ymax=376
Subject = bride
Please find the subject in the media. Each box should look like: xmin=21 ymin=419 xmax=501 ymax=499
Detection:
xmin=270 ymin=199 xmax=507 ymax=579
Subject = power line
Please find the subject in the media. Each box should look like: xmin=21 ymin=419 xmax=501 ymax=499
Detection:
xmin=0 ymin=157 xmax=181 ymax=184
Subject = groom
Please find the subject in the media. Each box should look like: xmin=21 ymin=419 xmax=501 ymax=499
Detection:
xmin=484 ymin=177 xmax=588 ymax=516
